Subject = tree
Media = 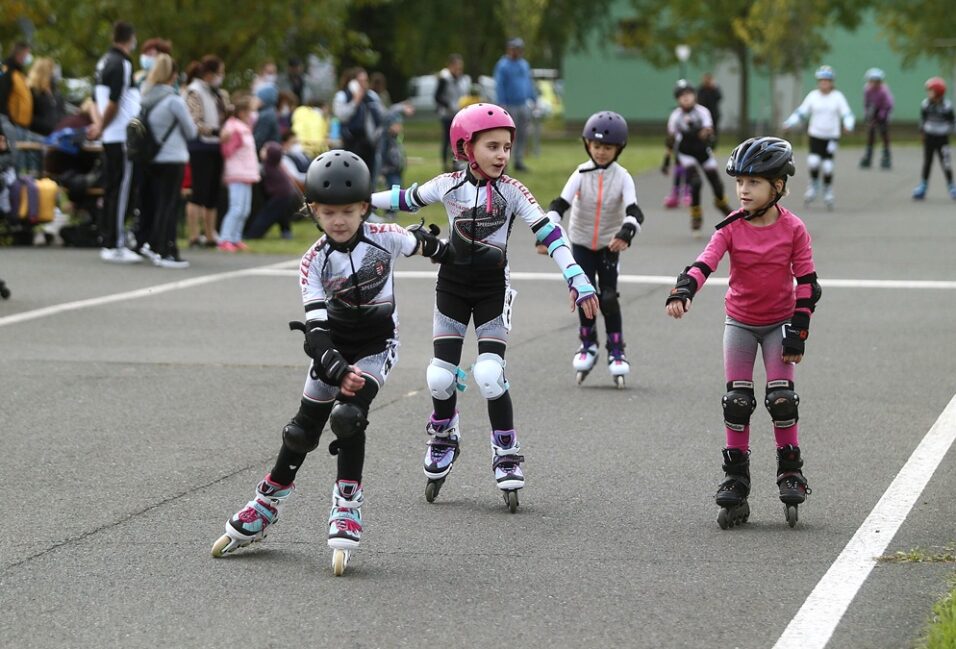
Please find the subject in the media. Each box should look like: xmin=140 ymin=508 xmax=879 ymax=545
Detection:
xmin=2 ymin=0 xmax=359 ymax=89
xmin=347 ymin=0 xmax=614 ymax=101
xmin=618 ymin=0 xmax=865 ymax=136
xmin=875 ymin=0 xmax=956 ymax=69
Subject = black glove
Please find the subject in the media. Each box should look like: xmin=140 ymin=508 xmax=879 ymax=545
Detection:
xmin=290 ymin=320 xmax=350 ymax=383
xmin=661 ymin=154 xmax=671 ymax=176
xmin=613 ymin=222 xmax=638 ymax=247
xmin=665 ymin=269 xmax=698 ymax=306
xmin=408 ymin=222 xmax=452 ymax=262
xmin=782 ymin=312 xmax=810 ymax=356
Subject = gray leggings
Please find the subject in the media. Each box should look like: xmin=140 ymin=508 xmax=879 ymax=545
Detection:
xmin=723 ymin=316 xmax=794 ymax=386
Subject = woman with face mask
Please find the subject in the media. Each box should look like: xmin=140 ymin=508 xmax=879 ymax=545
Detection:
xmin=183 ymin=54 xmax=228 ymax=247
xmin=134 ymin=37 xmax=172 ymax=89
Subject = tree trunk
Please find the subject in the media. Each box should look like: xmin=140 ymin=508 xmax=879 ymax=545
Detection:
xmin=737 ymin=44 xmax=749 ymax=138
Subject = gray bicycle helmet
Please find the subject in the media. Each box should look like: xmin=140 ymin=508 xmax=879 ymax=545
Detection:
xmin=304 ymin=150 xmax=372 ymax=205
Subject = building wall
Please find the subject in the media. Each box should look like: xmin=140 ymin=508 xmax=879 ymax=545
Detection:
xmin=564 ymin=5 xmax=949 ymax=131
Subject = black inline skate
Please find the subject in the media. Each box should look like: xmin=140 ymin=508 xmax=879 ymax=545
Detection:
xmin=777 ymin=444 xmax=811 ymax=528
xmin=715 ymin=447 xmax=750 ymax=529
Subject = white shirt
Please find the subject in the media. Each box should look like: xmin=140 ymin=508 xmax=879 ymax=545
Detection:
xmin=784 ymin=89 xmax=854 ymax=139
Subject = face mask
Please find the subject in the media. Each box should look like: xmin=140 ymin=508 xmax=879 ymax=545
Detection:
xmin=140 ymin=55 xmax=155 ymax=71
xmin=130 ymin=38 xmax=138 ymax=52
xmin=23 ymin=53 xmax=33 ymax=67
xmin=249 ymin=110 xmax=259 ymax=124
xmin=290 ymin=143 xmax=304 ymax=155
xmin=210 ymin=75 xmax=223 ymax=88
xmin=263 ymin=73 xmax=277 ymax=85
xmin=279 ymin=106 xmax=291 ymax=117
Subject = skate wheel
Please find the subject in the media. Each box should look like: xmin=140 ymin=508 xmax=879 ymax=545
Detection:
xmin=717 ymin=508 xmax=731 ymax=530
xmin=211 ymin=534 xmax=232 ymax=558
xmin=786 ymin=504 xmax=799 ymax=528
xmin=576 ymin=371 xmax=587 ymax=385
xmin=425 ymin=479 xmax=442 ymax=503
xmin=504 ymin=490 xmax=519 ymax=514
xmin=614 ymin=375 xmax=625 ymax=389
xmin=332 ymin=549 xmax=349 ymax=576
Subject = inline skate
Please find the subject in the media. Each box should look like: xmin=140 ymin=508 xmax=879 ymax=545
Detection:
xmin=573 ymin=326 xmax=599 ymax=385
xmin=606 ymin=333 xmax=630 ymax=389
xmin=423 ymin=412 xmax=460 ymax=502
xmin=912 ymin=181 xmax=927 ymax=200
xmin=328 ymin=479 xmax=363 ymax=576
xmin=211 ymin=474 xmax=294 ymax=557
xmin=777 ymin=445 xmax=811 ymax=528
xmin=715 ymin=448 xmax=750 ymax=529
xmin=491 ymin=429 xmax=524 ymax=513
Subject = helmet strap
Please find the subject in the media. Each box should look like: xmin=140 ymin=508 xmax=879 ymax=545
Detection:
xmin=743 ymin=184 xmax=784 ymax=221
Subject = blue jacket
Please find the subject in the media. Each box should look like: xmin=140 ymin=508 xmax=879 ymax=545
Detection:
xmin=493 ymin=56 xmax=535 ymax=106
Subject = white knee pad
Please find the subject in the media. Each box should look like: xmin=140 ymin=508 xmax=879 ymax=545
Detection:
xmin=821 ymin=159 xmax=834 ymax=176
xmin=472 ymin=353 xmax=508 ymax=400
xmin=807 ymin=153 xmax=821 ymax=170
xmin=426 ymin=358 xmax=458 ymax=400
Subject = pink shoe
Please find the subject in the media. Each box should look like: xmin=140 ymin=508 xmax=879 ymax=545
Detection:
xmin=234 ymin=241 xmax=250 ymax=252
xmin=663 ymin=189 xmax=680 ymax=209
xmin=682 ymin=186 xmax=693 ymax=206
xmin=217 ymin=241 xmax=237 ymax=252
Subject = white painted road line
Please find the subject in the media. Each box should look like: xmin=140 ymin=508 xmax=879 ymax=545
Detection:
xmin=4 ymin=267 xmax=956 ymax=330
xmin=0 ymin=261 xmax=290 ymax=329
xmin=772 ymin=393 xmax=956 ymax=649
xmin=252 ymin=268 xmax=956 ymax=290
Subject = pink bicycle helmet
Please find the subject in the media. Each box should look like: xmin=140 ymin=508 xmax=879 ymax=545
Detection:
xmin=449 ymin=103 xmax=516 ymax=162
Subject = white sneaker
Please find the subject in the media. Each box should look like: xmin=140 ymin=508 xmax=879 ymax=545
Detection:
xmin=139 ymin=244 xmax=161 ymax=264
xmin=100 ymin=247 xmax=143 ymax=264
xmin=155 ymin=255 xmax=190 ymax=269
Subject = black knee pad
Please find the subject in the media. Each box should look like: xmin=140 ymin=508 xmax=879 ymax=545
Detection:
xmin=282 ymin=417 xmax=321 ymax=454
xmin=598 ymin=290 xmax=620 ymax=316
xmin=722 ymin=381 xmax=756 ymax=431
xmin=765 ymin=380 xmax=799 ymax=428
xmin=329 ymin=402 xmax=369 ymax=439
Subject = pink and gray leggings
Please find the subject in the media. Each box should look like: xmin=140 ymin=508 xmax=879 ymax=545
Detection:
xmin=723 ymin=316 xmax=798 ymax=451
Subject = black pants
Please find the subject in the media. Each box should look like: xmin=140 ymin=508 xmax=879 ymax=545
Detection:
xmin=100 ymin=142 xmax=134 ymax=248
xmin=572 ymin=244 xmax=622 ymax=334
xmin=245 ymin=192 xmax=297 ymax=239
xmin=865 ymin=118 xmax=890 ymax=154
xmin=146 ymin=163 xmax=186 ymax=258
xmin=344 ymin=136 xmax=376 ymax=178
xmin=440 ymin=117 xmax=454 ymax=169
xmin=922 ymin=135 xmax=953 ymax=183
xmin=432 ymin=284 xmax=513 ymax=430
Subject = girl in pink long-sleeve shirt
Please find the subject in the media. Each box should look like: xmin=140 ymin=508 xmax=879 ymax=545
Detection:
xmin=665 ymin=137 xmax=822 ymax=529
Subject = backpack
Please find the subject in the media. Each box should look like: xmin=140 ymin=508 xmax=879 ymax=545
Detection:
xmin=126 ymin=97 xmax=177 ymax=164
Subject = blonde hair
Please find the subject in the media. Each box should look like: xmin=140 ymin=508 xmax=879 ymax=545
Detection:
xmin=145 ymin=53 xmax=177 ymax=90
xmin=27 ymin=57 xmax=55 ymax=94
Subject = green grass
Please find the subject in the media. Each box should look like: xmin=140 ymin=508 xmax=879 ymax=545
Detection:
xmin=228 ymin=133 xmax=662 ymax=257
xmin=923 ymin=583 xmax=956 ymax=649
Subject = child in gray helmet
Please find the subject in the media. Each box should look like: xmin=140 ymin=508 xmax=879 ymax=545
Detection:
xmin=211 ymin=150 xmax=449 ymax=576
xmin=541 ymin=111 xmax=645 ymax=388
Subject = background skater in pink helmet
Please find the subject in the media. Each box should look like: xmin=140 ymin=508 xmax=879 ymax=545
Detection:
xmin=370 ymin=103 xmax=599 ymax=512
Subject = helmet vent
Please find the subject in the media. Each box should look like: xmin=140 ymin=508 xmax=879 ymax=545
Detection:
xmin=323 ymin=181 xmax=330 ymax=188
xmin=343 ymin=161 xmax=350 ymax=167
xmin=345 ymin=181 xmax=352 ymax=187
xmin=325 ymin=161 xmax=332 ymax=168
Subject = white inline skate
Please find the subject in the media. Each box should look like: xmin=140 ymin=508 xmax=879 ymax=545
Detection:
xmin=803 ymin=179 xmax=819 ymax=206
xmin=606 ymin=333 xmax=630 ymax=389
xmin=573 ymin=326 xmax=599 ymax=385
xmin=423 ymin=412 xmax=461 ymax=502
xmin=328 ymin=479 xmax=363 ymax=576
xmin=211 ymin=474 xmax=294 ymax=557
xmin=823 ymin=184 xmax=834 ymax=211
xmin=491 ymin=430 xmax=525 ymax=513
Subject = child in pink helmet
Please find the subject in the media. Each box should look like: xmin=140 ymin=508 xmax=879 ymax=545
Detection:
xmin=370 ymin=102 xmax=598 ymax=511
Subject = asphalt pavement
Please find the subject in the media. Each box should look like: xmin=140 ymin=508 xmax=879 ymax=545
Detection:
xmin=1 ymin=144 xmax=954 ymax=649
